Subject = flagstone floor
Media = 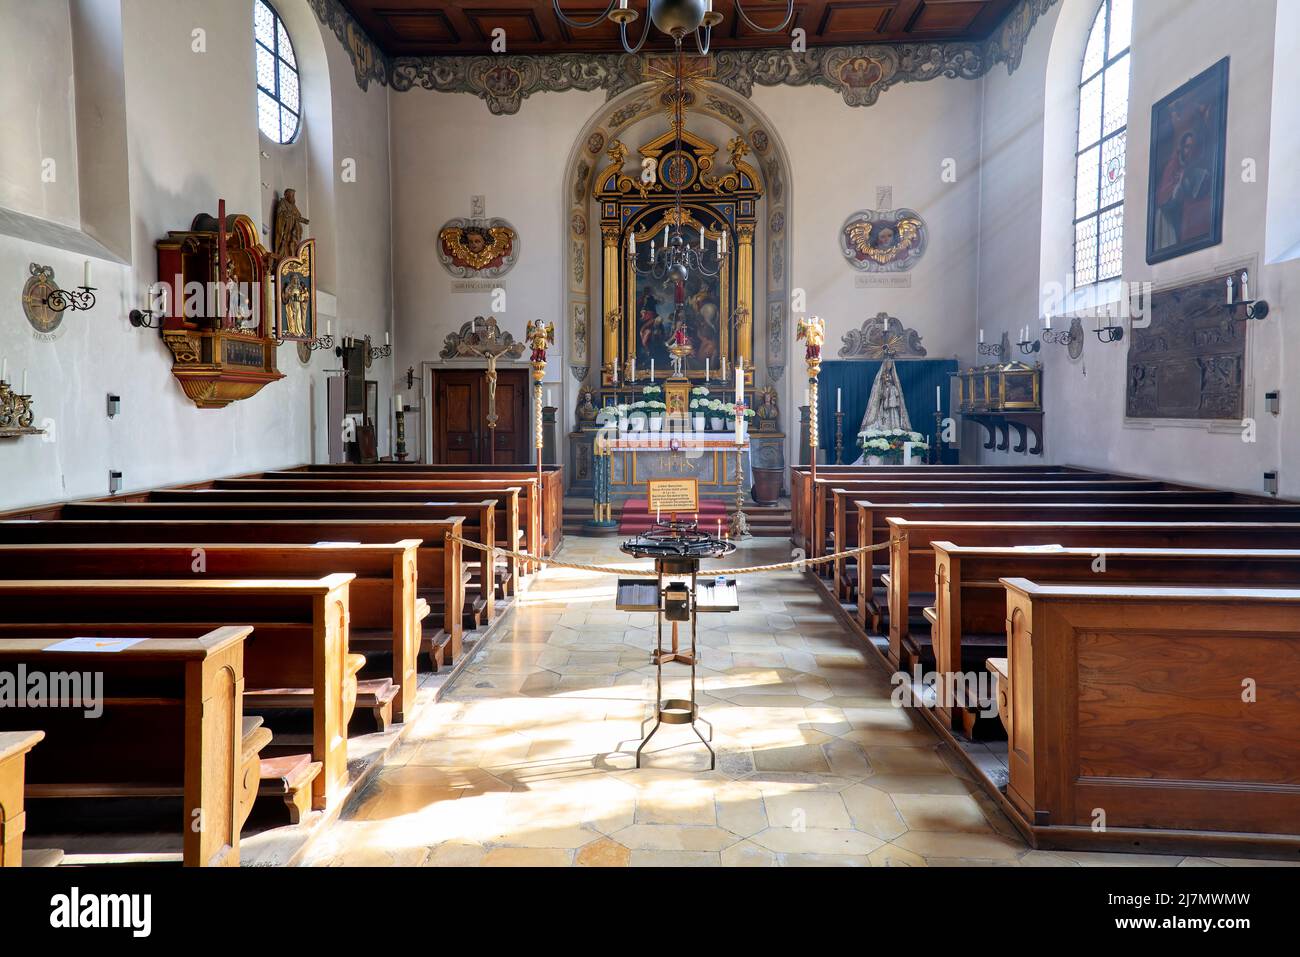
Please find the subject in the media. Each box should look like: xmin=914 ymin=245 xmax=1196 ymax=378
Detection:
xmin=302 ymin=535 xmax=1285 ymax=867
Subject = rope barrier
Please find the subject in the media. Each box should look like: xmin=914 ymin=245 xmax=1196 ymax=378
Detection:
xmin=446 ymin=533 xmax=899 ymax=578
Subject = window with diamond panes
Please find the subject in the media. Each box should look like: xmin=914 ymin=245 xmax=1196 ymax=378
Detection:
xmin=1074 ymin=0 xmax=1131 ymax=286
xmin=255 ymin=1 xmax=300 ymax=144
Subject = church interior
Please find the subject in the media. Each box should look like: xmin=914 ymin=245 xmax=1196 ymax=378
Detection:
xmin=2 ymin=0 xmax=1300 ymax=899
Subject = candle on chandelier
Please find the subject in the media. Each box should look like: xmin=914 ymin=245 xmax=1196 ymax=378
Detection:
xmin=717 ymin=518 xmax=722 ymax=540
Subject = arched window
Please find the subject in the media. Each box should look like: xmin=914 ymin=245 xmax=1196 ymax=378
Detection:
xmin=1073 ymin=0 xmax=1131 ymax=285
xmin=255 ymin=0 xmax=300 ymax=144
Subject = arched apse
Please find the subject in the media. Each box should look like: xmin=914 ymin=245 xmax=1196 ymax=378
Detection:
xmin=561 ymin=80 xmax=794 ymax=397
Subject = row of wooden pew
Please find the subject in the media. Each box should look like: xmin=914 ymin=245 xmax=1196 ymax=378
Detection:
xmin=792 ymin=463 xmax=1300 ymax=856
xmin=0 ymin=462 xmax=563 ymax=866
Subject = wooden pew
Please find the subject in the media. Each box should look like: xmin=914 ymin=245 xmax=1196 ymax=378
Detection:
xmin=0 ymin=541 xmax=424 ymax=723
xmin=0 ymin=731 xmax=44 ymax=867
xmin=0 ymin=626 xmax=254 ymax=866
xmin=269 ymin=464 xmax=565 ymax=557
xmin=0 ymin=578 xmax=354 ymax=811
xmin=59 ymin=500 xmax=496 ymax=628
xmin=859 ymin=500 xmax=1300 ymax=628
xmin=0 ymin=518 xmax=465 ymax=661
xmin=1000 ymin=580 xmax=1300 ymax=850
xmin=880 ymin=518 xmax=1300 ymax=669
xmin=815 ymin=476 xmax=1172 ymax=558
xmin=828 ymin=485 xmax=1230 ymax=600
xmin=928 ymin=544 xmax=1300 ymax=735
xmin=230 ymin=474 xmax=544 ymax=573
xmin=789 ymin=465 xmax=1092 ymax=548
xmin=150 ymin=485 xmax=524 ymax=601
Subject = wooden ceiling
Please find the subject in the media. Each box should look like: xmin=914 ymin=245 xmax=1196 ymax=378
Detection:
xmin=337 ymin=0 xmax=1022 ymax=57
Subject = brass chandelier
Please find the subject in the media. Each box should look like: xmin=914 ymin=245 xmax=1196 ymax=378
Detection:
xmin=553 ymin=0 xmax=794 ymax=55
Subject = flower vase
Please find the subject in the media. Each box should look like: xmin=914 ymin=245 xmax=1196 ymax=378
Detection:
xmin=649 ymin=416 xmax=663 ymax=432
xmin=710 ymin=416 xmax=724 ymax=431
xmin=692 ymin=415 xmax=705 ymax=433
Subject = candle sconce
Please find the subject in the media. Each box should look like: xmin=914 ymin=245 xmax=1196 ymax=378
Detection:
xmin=44 ymin=282 xmax=97 ymax=314
xmin=366 ymin=334 xmax=392 ymax=361
xmin=1042 ymin=322 xmax=1080 ymax=348
xmin=1094 ymin=321 xmax=1125 ymax=344
xmin=128 ymin=307 xmax=164 ymax=329
xmin=977 ymin=338 xmax=1006 ymax=358
xmin=308 ymin=328 xmax=335 ymax=352
xmin=1017 ymin=334 xmax=1041 ymax=356
xmin=0 ymin=377 xmax=42 ymax=439
xmin=1224 ymin=270 xmax=1269 ymax=322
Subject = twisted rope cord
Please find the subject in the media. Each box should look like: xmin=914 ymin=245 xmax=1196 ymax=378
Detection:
xmin=447 ymin=533 xmax=898 ymax=577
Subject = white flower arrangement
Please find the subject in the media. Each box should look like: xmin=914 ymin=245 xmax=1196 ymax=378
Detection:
xmin=858 ymin=427 xmax=928 ymax=454
xmin=691 ymin=386 xmax=710 ymax=396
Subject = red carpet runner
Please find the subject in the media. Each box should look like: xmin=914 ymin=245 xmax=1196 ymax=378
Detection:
xmin=618 ymin=497 xmax=730 ymax=535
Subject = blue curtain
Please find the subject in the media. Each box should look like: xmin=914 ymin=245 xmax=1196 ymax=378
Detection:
xmin=815 ymin=359 xmax=958 ymax=463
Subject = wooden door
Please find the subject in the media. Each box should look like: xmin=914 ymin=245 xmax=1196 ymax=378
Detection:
xmin=435 ymin=370 xmax=483 ymax=463
xmin=432 ymin=368 xmax=530 ymax=464
xmin=490 ymin=369 xmax=529 ymax=465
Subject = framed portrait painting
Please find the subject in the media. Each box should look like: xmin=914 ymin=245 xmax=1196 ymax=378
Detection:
xmin=1146 ymin=58 xmax=1229 ymax=265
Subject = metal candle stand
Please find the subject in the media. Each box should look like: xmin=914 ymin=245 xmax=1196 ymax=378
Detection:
xmin=619 ymin=519 xmax=739 ymax=770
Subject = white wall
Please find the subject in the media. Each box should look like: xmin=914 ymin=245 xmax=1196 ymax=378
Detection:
xmin=975 ymin=0 xmax=1298 ymax=498
xmin=0 ymin=0 xmax=393 ymax=511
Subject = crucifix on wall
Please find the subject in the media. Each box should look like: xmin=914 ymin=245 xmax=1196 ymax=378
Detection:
xmin=438 ymin=315 xmax=525 ymax=463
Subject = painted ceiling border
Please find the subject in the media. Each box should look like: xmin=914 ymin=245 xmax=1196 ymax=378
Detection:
xmin=310 ymin=0 xmax=1059 ymax=110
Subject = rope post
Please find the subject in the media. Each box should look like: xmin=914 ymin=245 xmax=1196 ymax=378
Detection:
xmin=527 ymin=318 xmax=554 ymax=565
xmin=796 ymin=315 xmax=825 ymax=558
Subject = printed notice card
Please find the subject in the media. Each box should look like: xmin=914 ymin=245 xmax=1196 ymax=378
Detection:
xmin=44 ymin=637 xmax=148 ymax=653
xmin=647 ymin=478 xmax=700 ymax=514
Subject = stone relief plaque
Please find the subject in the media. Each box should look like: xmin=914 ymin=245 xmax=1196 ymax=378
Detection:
xmin=1125 ymin=273 xmax=1245 ymax=421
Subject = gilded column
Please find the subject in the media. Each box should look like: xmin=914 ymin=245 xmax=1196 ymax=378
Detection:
xmin=735 ymin=224 xmax=755 ymax=370
xmin=602 ymin=225 xmax=622 ymax=379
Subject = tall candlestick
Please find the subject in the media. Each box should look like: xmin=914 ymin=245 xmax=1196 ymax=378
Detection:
xmin=705 ymin=358 xmax=710 ymax=380
xmin=836 ymin=388 xmax=841 ymax=413
xmin=936 ymin=385 xmax=941 ymax=409
xmin=650 ymin=360 xmax=655 ymax=383
xmin=546 ymin=388 xmax=552 ymax=408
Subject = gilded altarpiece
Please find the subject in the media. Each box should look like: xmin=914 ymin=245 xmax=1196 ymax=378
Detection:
xmin=593 ymin=131 xmax=761 ymax=388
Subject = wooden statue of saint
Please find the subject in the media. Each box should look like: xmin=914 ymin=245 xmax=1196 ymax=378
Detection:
xmin=273 ymin=188 xmax=310 ymax=260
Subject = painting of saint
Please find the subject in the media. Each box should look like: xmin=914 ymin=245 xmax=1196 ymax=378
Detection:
xmin=630 ymin=224 xmax=728 ymax=375
xmin=1146 ymin=58 xmax=1228 ymax=264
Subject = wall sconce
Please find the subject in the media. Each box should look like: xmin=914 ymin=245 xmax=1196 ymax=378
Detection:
xmin=1093 ymin=316 xmax=1124 ymax=343
xmin=367 ymin=333 xmax=392 ymax=361
xmin=309 ymin=322 xmax=335 ymax=352
xmin=1016 ymin=325 xmax=1041 ymax=356
xmin=1264 ymin=470 xmax=1279 ymax=497
xmin=1042 ymin=313 xmax=1079 ymax=349
xmin=1265 ymin=390 xmax=1280 ymax=416
xmin=976 ymin=329 xmax=1005 ymax=358
xmin=128 ymin=308 xmax=164 ymax=329
xmin=107 ymin=393 xmax=121 ymax=418
xmin=1225 ymin=270 xmax=1269 ymax=322
xmin=42 ymin=261 xmax=98 ymax=313
xmin=109 ymin=470 xmax=123 ymax=495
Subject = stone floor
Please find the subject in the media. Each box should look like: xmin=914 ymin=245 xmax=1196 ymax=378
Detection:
xmin=301 ymin=535 xmax=1289 ymax=867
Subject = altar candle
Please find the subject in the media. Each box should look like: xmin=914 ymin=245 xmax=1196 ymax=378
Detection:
xmin=936 ymin=385 xmax=941 ymax=409
xmin=83 ymin=260 xmax=92 ymax=288
xmin=650 ymin=360 xmax=655 ymax=382
xmin=735 ymin=364 xmax=743 ymax=405
xmin=720 ymin=230 xmax=727 ymax=253
xmin=705 ymin=358 xmax=710 ymax=380
xmin=630 ymin=358 xmax=636 ymax=382
xmin=629 ymin=231 xmax=635 ymax=254
xmin=837 ymin=388 xmax=842 ymax=413
xmin=612 ymin=363 xmax=619 ymax=383
xmin=978 ymin=328 xmax=985 ymax=344
xmin=1241 ymin=271 xmax=1250 ymax=302
xmin=1226 ymin=276 xmax=1234 ymax=304
xmin=717 ymin=519 xmax=722 ymax=540
xmin=657 ymin=507 xmax=661 ymax=524
xmin=721 ymin=355 xmax=727 ymax=379
xmin=699 ymin=229 xmax=705 ymax=250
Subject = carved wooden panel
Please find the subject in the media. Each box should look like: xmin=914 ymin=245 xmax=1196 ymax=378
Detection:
xmin=1125 ymin=273 xmax=1245 ymax=421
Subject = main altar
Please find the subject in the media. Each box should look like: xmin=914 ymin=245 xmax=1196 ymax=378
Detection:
xmin=567 ymin=80 xmax=784 ymax=502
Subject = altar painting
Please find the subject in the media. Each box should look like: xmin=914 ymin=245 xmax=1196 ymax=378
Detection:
xmin=628 ymin=224 xmax=729 ymax=375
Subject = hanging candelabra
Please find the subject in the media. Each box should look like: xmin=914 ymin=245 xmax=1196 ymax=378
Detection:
xmin=554 ymin=0 xmax=793 ymax=56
